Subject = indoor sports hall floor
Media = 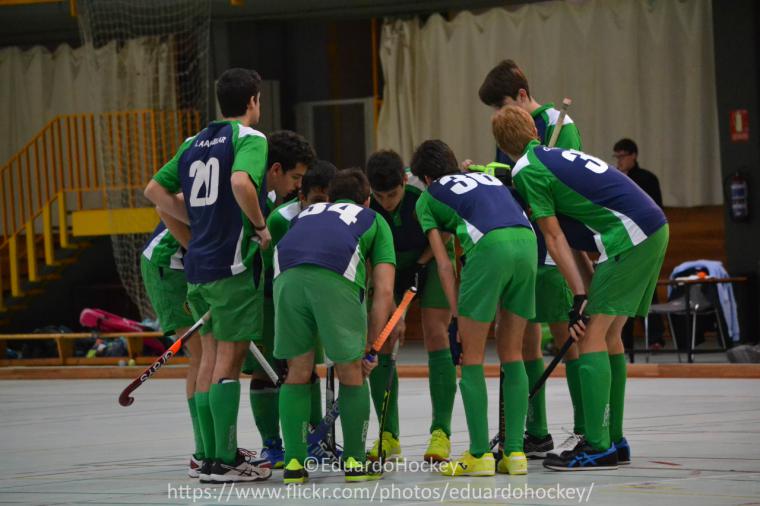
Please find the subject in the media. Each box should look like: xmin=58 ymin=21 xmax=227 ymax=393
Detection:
xmin=2 ymin=364 xmax=758 ymax=506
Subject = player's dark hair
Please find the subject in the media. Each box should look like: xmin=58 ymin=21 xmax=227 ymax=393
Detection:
xmin=328 ymin=168 xmax=371 ymax=205
xmin=478 ymin=59 xmax=531 ymax=108
xmin=410 ymin=140 xmax=459 ymax=182
xmin=267 ymin=130 xmax=316 ymax=173
xmin=216 ymin=68 xmax=262 ymax=118
xmin=302 ymin=160 xmax=337 ymax=199
xmin=613 ymin=138 xmax=638 ymax=155
xmin=366 ymin=150 xmax=405 ymax=192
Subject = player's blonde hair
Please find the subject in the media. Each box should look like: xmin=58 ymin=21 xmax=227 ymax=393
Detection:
xmin=491 ymin=105 xmax=538 ymax=158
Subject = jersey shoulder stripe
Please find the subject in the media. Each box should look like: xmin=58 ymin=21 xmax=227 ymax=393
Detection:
xmin=237 ymin=125 xmax=267 ymax=140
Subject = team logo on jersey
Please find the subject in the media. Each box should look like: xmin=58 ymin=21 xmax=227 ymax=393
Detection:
xmin=194 ymin=136 xmax=227 ymax=148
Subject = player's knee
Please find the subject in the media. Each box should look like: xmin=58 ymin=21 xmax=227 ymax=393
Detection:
xmin=250 ymin=377 xmax=278 ymax=392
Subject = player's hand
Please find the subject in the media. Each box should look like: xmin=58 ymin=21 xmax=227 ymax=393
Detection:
xmin=461 ymin=159 xmax=474 ymax=170
xmin=448 ymin=316 xmax=462 ymax=365
xmin=568 ymin=295 xmax=589 ymax=341
xmin=362 ymin=355 xmax=378 ymax=376
xmin=255 ymin=226 xmax=272 ymax=250
xmin=391 ymin=318 xmax=406 ymax=347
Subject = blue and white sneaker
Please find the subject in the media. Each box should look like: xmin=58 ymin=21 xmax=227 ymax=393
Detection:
xmin=543 ymin=443 xmax=618 ymax=471
xmin=260 ymin=438 xmax=285 ymax=469
xmin=615 ymin=437 xmax=631 ymax=465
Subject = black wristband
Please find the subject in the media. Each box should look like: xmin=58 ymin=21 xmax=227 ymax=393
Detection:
xmin=253 ymin=223 xmax=267 ymax=231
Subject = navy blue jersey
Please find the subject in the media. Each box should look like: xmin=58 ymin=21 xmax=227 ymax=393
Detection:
xmin=273 ymin=201 xmax=396 ymax=289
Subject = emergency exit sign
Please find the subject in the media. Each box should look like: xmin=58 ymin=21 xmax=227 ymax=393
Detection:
xmin=730 ymin=109 xmax=749 ymax=142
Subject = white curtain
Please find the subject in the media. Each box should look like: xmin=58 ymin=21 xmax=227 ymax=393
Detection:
xmin=0 ymin=38 xmax=176 ymax=166
xmin=378 ymin=0 xmax=721 ymax=207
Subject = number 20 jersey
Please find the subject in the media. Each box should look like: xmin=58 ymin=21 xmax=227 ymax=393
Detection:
xmin=153 ymin=121 xmax=268 ymax=284
xmin=415 ymin=172 xmax=532 ymax=256
xmin=273 ymin=201 xmax=396 ymax=290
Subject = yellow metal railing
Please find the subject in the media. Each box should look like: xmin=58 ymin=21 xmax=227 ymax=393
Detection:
xmin=0 ymin=109 xmax=201 ymax=309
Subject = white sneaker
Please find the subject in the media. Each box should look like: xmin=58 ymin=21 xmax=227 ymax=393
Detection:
xmin=188 ymin=455 xmax=203 ymax=478
xmin=208 ymin=453 xmax=272 ymax=483
xmin=547 ymin=430 xmax=584 ymax=458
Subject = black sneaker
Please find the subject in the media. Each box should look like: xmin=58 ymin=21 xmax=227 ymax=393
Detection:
xmin=524 ymin=433 xmax=554 ymax=459
xmin=208 ymin=453 xmax=272 ymax=483
xmin=543 ymin=443 xmax=618 ymax=471
xmin=283 ymin=459 xmax=309 ymax=484
xmin=615 ymin=437 xmax=631 ymax=465
xmin=198 ymin=460 xmax=214 ymax=483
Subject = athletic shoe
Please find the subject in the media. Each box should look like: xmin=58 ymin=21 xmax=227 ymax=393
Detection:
xmin=496 ymin=451 xmax=528 ymax=475
xmin=615 ymin=437 xmax=631 ymax=465
xmin=548 ymin=431 xmax=585 ymax=458
xmin=440 ymin=451 xmax=495 ymax=477
xmin=523 ymin=433 xmax=554 ymax=459
xmin=198 ymin=460 xmax=213 ymax=483
xmin=367 ymin=431 xmax=402 ymax=462
xmin=208 ymin=453 xmax=272 ymax=483
xmin=283 ymin=459 xmax=308 ymax=484
xmin=543 ymin=443 xmax=618 ymax=471
xmin=259 ymin=438 xmax=285 ymax=469
xmin=344 ymin=457 xmax=382 ymax=482
xmin=423 ymin=429 xmax=451 ymax=462
xmin=237 ymin=447 xmax=270 ymax=468
xmin=188 ymin=454 xmax=203 ymax=478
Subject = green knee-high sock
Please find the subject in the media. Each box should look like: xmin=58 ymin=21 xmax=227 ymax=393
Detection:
xmin=427 ymin=349 xmax=457 ymax=436
xmin=309 ymin=375 xmax=323 ymax=426
xmin=459 ymin=364 xmax=489 ymax=457
xmin=188 ymin=396 xmax=205 ymax=459
xmin=249 ymin=379 xmax=280 ymax=442
xmin=502 ymin=361 xmax=529 ymax=453
xmin=565 ymin=359 xmax=585 ymax=435
xmin=209 ymin=380 xmax=241 ymax=465
xmin=339 ymin=382 xmax=370 ymax=461
xmin=195 ymin=391 xmax=215 ymax=459
xmin=609 ymin=353 xmax=627 ymax=443
xmin=368 ymin=354 xmax=399 ymax=437
xmin=524 ymin=358 xmax=548 ymax=438
xmin=578 ymin=352 xmax=611 ymax=451
xmin=279 ymin=384 xmax=310 ymax=464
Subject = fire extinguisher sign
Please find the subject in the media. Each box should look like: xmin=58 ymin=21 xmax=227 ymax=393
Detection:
xmin=730 ymin=109 xmax=749 ymax=142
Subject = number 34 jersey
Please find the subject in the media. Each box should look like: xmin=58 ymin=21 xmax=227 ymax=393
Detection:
xmin=415 ymin=172 xmax=532 ymax=256
xmin=153 ymin=121 xmax=268 ymax=284
xmin=512 ymin=139 xmax=667 ymax=261
xmin=273 ymin=200 xmax=396 ymax=290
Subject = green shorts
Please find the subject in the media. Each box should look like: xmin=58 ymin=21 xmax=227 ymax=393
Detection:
xmin=586 ymin=224 xmax=669 ymax=317
xmin=530 ymin=265 xmax=573 ymax=324
xmin=186 ymin=270 xmax=264 ymax=342
xmin=274 ymin=265 xmax=366 ymax=364
xmin=140 ymin=256 xmax=194 ymax=335
xmin=459 ymin=227 xmax=537 ymax=322
xmin=243 ymin=296 xmax=325 ymax=374
xmin=395 ymin=260 xmax=450 ymax=309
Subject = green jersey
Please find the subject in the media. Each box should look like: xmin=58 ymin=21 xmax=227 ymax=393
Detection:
xmin=262 ymin=198 xmax=302 ymax=271
xmin=153 ymin=121 xmax=268 ymax=283
xmin=142 ymin=223 xmax=183 ymax=270
xmin=512 ymin=140 xmax=667 ymax=261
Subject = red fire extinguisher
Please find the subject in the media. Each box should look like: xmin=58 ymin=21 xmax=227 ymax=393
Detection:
xmin=726 ymin=171 xmax=749 ymax=222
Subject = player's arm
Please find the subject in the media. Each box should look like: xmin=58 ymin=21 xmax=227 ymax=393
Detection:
xmin=144 ymin=180 xmax=189 ymax=225
xmin=427 ymin=228 xmax=458 ymax=316
xmin=230 ymin=172 xmax=270 ymax=250
xmin=157 ymin=204 xmax=191 ymax=249
xmin=573 ymin=249 xmax=594 ymax=292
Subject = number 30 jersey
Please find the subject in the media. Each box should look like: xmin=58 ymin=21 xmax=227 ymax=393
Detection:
xmin=512 ymin=139 xmax=667 ymax=261
xmin=273 ymin=200 xmax=396 ymax=290
xmin=153 ymin=121 xmax=268 ymax=284
xmin=415 ymin=172 xmax=532 ymax=256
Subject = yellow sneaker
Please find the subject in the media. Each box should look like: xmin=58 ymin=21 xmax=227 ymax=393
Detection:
xmin=367 ymin=431 xmax=402 ymax=462
xmin=344 ymin=457 xmax=382 ymax=482
xmin=440 ymin=451 xmax=495 ymax=477
xmin=496 ymin=451 xmax=528 ymax=475
xmin=423 ymin=429 xmax=451 ymax=462
xmin=283 ymin=458 xmax=308 ymax=484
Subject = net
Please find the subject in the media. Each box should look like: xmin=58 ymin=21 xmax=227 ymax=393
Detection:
xmin=77 ymin=0 xmax=210 ymax=319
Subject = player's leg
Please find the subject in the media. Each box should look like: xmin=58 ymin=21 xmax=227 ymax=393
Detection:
xmin=522 ymin=323 xmax=554 ymax=457
xmin=367 ymin=329 xmax=400 ymax=461
xmin=421 ymin=260 xmax=456 ymax=463
xmin=606 ymin=316 xmax=629 ymax=464
xmin=547 ymin=321 xmax=586 ymax=456
xmin=205 ymin=274 xmax=271 ymax=483
xmin=182 ymin=329 xmax=205 ymax=476
xmin=279 ymin=351 xmax=315 ymax=484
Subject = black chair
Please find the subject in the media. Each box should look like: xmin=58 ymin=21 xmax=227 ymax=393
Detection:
xmin=645 ymin=283 xmax=728 ymax=363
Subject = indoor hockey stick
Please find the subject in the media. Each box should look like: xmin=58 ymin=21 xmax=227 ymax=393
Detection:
xmin=118 ymin=310 xmax=210 ymax=407
xmin=547 ymin=97 xmax=572 ymax=148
